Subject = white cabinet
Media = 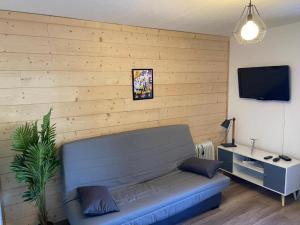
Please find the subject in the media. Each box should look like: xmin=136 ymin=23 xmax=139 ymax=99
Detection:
xmin=218 ymin=144 xmax=300 ymax=206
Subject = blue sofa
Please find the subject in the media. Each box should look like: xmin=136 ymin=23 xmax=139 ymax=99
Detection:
xmin=62 ymin=125 xmax=230 ymax=225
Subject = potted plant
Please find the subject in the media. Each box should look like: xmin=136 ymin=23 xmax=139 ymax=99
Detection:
xmin=10 ymin=109 xmax=59 ymax=225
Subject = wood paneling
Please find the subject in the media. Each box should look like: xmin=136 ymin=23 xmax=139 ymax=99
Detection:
xmin=0 ymin=10 xmax=229 ymax=225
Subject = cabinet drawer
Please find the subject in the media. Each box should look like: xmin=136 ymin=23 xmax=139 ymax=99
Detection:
xmin=263 ymin=163 xmax=286 ymax=194
xmin=218 ymin=148 xmax=233 ymax=173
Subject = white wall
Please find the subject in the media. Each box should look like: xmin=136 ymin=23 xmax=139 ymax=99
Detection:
xmin=228 ymin=21 xmax=300 ymax=159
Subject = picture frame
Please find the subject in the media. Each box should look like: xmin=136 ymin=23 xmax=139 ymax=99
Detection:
xmin=132 ymin=69 xmax=154 ymax=100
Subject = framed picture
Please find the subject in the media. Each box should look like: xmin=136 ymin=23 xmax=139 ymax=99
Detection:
xmin=132 ymin=69 xmax=154 ymax=100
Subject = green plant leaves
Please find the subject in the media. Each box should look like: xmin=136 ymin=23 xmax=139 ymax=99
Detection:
xmin=10 ymin=109 xmax=59 ymax=223
xmin=11 ymin=121 xmax=39 ymax=152
xmin=40 ymin=108 xmax=56 ymax=147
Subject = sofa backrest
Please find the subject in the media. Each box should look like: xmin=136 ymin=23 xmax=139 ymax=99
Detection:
xmin=62 ymin=125 xmax=196 ymax=200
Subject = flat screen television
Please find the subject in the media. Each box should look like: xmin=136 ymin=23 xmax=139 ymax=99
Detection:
xmin=238 ymin=65 xmax=290 ymax=101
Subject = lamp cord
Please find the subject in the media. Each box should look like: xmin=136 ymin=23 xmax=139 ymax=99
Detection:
xmin=281 ymin=104 xmax=286 ymax=156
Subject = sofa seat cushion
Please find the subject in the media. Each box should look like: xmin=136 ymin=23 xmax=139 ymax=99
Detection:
xmin=65 ymin=170 xmax=230 ymax=225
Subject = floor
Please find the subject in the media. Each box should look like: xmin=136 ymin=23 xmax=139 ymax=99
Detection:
xmin=184 ymin=176 xmax=300 ymax=225
xmin=56 ymin=176 xmax=300 ymax=225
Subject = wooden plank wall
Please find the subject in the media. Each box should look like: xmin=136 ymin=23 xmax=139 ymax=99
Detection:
xmin=0 ymin=10 xmax=229 ymax=225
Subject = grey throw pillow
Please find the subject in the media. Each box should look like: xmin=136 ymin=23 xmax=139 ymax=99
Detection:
xmin=77 ymin=186 xmax=120 ymax=216
xmin=179 ymin=157 xmax=222 ymax=178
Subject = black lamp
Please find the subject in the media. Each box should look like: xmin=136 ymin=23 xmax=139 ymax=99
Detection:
xmin=221 ymin=117 xmax=237 ymax=147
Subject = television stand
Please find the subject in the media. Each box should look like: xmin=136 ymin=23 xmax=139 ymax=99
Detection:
xmin=218 ymin=144 xmax=300 ymax=206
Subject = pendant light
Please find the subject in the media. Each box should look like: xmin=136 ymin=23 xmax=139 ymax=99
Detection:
xmin=233 ymin=0 xmax=266 ymax=44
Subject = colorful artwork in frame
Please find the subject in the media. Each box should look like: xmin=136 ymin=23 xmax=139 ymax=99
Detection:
xmin=132 ymin=69 xmax=154 ymax=100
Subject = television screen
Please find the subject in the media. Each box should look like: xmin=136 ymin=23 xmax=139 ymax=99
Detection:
xmin=238 ymin=65 xmax=290 ymax=101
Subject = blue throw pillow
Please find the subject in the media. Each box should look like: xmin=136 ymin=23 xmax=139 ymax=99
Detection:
xmin=179 ymin=157 xmax=223 ymax=178
xmin=77 ymin=186 xmax=120 ymax=217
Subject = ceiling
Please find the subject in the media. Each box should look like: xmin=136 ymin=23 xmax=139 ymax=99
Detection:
xmin=0 ymin=0 xmax=300 ymax=36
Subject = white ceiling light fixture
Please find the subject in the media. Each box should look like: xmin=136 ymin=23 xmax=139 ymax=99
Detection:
xmin=233 ymin=0 xmax=267 ymax=44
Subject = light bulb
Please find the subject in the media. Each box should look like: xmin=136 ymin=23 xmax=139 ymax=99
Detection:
xmin=241 ymin=20 xmax=259 ymax=41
